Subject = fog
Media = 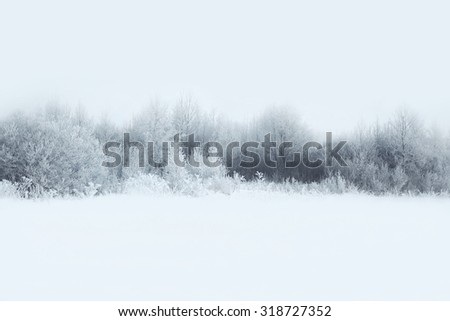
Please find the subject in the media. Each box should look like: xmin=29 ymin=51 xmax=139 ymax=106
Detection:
xmin=1 ymin=0 xmax=449 ymax=132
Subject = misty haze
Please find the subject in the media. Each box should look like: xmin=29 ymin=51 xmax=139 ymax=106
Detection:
xmin=1 ymin=0 xmax=449 ymax=303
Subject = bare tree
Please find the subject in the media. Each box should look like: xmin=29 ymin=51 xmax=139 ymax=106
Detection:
xmin=172 ymin=95 xmax=199 ymax=137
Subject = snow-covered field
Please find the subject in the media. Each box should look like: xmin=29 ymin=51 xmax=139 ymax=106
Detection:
xmin=1 ymin=192 xmax=449 ymax=300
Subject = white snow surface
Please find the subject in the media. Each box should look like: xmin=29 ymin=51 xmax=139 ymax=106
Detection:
xmin=0 ymin=192 xmax=449 ymax=300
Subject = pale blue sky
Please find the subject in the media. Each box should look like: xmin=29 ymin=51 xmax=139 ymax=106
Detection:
xmin=1 ymin=0 xmax=449 ymax=132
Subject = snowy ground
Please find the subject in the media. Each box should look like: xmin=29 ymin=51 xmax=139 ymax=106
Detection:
xmin=0 ymin=192 xmax=449 ymax=300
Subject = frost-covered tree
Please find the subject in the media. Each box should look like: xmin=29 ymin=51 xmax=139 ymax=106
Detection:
xmin=0 ymin=108 xmax=108 ymax=197
xmin=172 ymin=95 xmax=199 ymax=137
xmin=129 ymin=100 xmax=173 ymax=175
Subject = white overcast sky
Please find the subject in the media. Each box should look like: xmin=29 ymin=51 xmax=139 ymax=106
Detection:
xmin=0 ymin=0 xmax=449 ymax=133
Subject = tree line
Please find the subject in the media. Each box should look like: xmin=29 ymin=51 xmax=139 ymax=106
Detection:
xmin=1 ymin=98 xmax=449 ymax=197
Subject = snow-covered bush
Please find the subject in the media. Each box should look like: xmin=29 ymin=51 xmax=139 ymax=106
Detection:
xmin=207 ymin=175 xmax=235 ymax=195
xmin=0 ymin=180 xmax=18 ymax=198
xmin=122 ymin=173 xmax=171 ymax=195
xmin=0 ymin=109 xmax=109 ymax=197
